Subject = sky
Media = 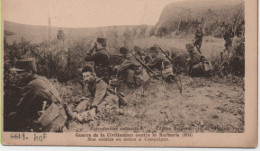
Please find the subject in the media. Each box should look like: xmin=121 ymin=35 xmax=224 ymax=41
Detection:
xmin=3 ymin=0 xmax=180 ymax=28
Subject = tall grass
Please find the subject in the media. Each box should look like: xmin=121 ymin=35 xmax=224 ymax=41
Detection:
xmin=4 ymin=34 xmax=227 ymax=83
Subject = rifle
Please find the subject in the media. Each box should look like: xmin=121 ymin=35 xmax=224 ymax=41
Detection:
xmin=158 ymin=47 xmax=183 ymax=94
xmin=157 ymin=47 xmax=178 ymax=72
xmin=107 ymin=88 xmax=127 ymax=106
xmin=129 ymin=48 xmax=182 ymax=94
xmin=174 ymin=76 xmax=183 ymax=94
xmin=87 ymin=42 xmax=97 ymax=55
xmin=127 ymin=49 xmax=158 ymax=79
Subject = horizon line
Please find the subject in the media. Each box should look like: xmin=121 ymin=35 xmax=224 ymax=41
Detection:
xmin=4 ymin=20 xmax=155 ymax=29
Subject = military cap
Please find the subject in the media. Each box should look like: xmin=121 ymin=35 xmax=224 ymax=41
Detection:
xmin=119 ymin=47 xmax=129 ymax=54
xmin=200 ymin=55 xmax=206 ymax=61
xmin=10 ymin=58 xmax=37 ymax=73
xmin=82 ymin=65 xmax=94 ymax=73
xmin=150 ymin=46 xmax=158 ymax=53
xmin=162 ymin=60 xmax=171 ymax=67
xmin=133 ymin=46 xmax=142 ymax=54
xmin=186 ymin=43 xmax=194 ymax=49
xmin=96 ymin=37 xmax=107 ymax=47
xmin=144 ymin=56 xmax=151 ymax=63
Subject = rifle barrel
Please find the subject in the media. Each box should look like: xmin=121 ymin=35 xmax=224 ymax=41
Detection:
xmin=127 ymin=49 xmax=155 ymax=74
xmin=158 ymin=47 xmax=178 ymax=71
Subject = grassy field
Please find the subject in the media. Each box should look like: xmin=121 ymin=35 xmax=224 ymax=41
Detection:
xmin=3 ymin=0 xmax=245 ymax=133
xmin=134 ymin=36 xmax=224 ymax=59
xmin=4 ymin=26 xmax=244 ymax=133
xmin=42 ymin=36 xmax=244 ymax=133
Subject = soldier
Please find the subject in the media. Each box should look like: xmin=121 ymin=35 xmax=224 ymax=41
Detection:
xmin=146 ymin=46 xmax=166 ymax=71
xmin=133 ymin=46 xmax=144 ymax=61
xmin=186 ymin=43 xmax=211 ymax=77
xmin=231 ymin=35 xmax=245 ymax=76
xmin=68 ymin=65 xmax=123 ymax=121
xmin=5 ymin=58 xmax=67 ymax=132
xmin=85 ymin=37 xmax=110 ymax=83
xmin=223 ymin=25 xmax=234 ymax=58
xmin=193 ymin=24 xmax=203 ymax=54
xmin=236 ymin=21 xmax=245 ymax=38
xmin=115 ymin=47 xmax=142 ymax=88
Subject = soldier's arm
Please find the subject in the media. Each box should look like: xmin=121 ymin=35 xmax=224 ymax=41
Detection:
xmin=147 ymin=57 xmax=162 ymax=68
xmin=85 ymin=42 xmax=97 ymax=61
xmin=146 ymin=62 xmax=155 ymax=68
xmin=81 ymin=84 xmax=92 ymax=99
xmin=117 ymin=59 xmax=133 ymax=74
xmin=91 ymin=81 xmax=108 ymax=107
xmin=195 ymin=30 xmax=199 ymax=36
xmin=195 ymin=30 xmax=203 ymax=37
xmin=17 ymin=85 xmax=52 ymax=118
xmin=85 ymin=53 xmax=94 ymax=62
xmin=88 ymin=42 xmax=97 ymax=54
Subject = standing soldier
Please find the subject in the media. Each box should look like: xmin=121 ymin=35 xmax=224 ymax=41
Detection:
xmin=85 ymin=37 xmax=110 ymax=83
xmin=6 ymin=58 xmax=67 ymax=132
xmin=223 ymin=25 xmax=234 ymax=58
xmin=57 ymin=28 xmax=65 ymax=42
xmin=237 ymin=21 xmax=245 ymax=38
xmin=193 ymin=24 xmax=203 ymax=54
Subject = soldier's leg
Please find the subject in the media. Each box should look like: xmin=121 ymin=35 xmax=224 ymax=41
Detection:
xmin=190 ymin=63 xmax=204 ymax=77
xmin=198 ymin=39 xmax=202 ymax=51
xmin=74 ymin=99 xmax=92 ymax=113
xmin=97 ymin=92 xmax=119 ymax=114
xmin=199 ymin=39 xmax=202 ymax=48
xmin=194 ymin=40 xmax=202 ymax=54
xmin=126 ymin=69 xmax=136 ymax=88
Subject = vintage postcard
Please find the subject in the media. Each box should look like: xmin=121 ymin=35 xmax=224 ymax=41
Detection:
xmin=1 ymin=0 xmax=257 ymax=147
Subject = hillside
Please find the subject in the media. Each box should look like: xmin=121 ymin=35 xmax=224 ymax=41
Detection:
xmin=155 ymin=0 xmax=244 ymax=37
xmin=4 ymin=0 xmax=245 ymax=43
xmin=4 ymin=21 xmax=153 ymax=44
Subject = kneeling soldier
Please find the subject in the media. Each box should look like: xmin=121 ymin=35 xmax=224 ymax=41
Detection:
xmin=115 ymin=47 xmax=142 ymax=88
xmin=6 ymin=58 xmax=67 ymax=132
xmin=186 ymin=43 xmax=212 ymax=77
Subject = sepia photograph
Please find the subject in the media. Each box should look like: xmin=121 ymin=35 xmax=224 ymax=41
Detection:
xmin=1 ymin=0 xmax=257 ymax=147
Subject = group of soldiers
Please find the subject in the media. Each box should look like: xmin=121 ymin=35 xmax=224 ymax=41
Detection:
xmin=5 ymin=21 xmax=244 ymax=132
xmin=192 ymin=22 xmax=245 ymax=77
xmin=219 ymin=22 xmax=245 ymax=76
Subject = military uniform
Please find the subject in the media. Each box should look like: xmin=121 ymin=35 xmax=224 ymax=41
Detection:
xmin=6 ymin=59 xmax=67 ymax=132
xmin=237 ymin=21 xmax=245 ymax=38
xmin=193 ymin=26 xmax=203 ymax=53
xmin=146 ymin=54 xmax=165 ymax=70
xmin=85 ymin=38 xmax=110 ymax=83
xmin=223 ymin=27 xmax=234 ymax=50
xmin=116 ymin=47 xmax=143 ymax=87
xmin=146 ymin=46 xmax=166 ymax=70
xmin=231 ymin=36 xmax=245 ymax=76
xmin=186 ymin=43 xmax=207 ymax=76
xmin=78 ymin=77 xmax=119 ymax=114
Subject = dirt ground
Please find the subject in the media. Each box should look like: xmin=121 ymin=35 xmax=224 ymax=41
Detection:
xmin=66 ymin=74 xmax=244 ymax=133
xmin=65 ymin=36 xmax=244 ymax=133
